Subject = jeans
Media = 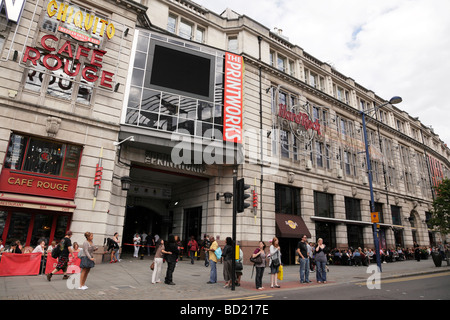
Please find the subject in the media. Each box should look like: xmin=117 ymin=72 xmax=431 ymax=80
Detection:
xmin=209 ymin=260 xmax=217 ymax=283
xmin=315 ymin=260 xmax=327 ymax=282
xmin=190 ymin=251 xmax=196 ymax=264
xmin=255 ymin=267 xmax=265 ymax=289
xmin=205 ymin=251 xmax=210 ymax=267
xmin=300 ymin=257 xmax=310 ymax=282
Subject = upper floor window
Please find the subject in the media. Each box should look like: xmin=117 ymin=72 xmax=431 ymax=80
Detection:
xmin=167 ymin=13 xmax=205 ymax=43
xmin=270 ymin=50 xmax=295 ymax=75
xmin=227 ymin=36 xmax=238 ymax=53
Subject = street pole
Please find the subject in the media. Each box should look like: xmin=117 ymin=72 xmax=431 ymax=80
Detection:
xmin=361 ymin=111 xmax=382 ymax=273
xmin=231 ymin=168 xmax=237 ymax=291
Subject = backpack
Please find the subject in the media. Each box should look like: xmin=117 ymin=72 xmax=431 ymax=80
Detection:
xmin=51 ymin=239 xmax=65 ymax=259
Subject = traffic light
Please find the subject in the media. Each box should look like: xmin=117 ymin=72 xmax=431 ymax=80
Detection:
xmin=252 ymin=190 xmax=258 ymax=208
xmin=236 ymin=178 xmax=251 ymax=213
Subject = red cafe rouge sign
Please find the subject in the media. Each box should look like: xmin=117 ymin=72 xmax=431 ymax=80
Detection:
xmin=0 ymin=169 xmax=77 ymax=200
xmin=22 ymin=34 xmax=114 ymax=89
xmin=278 ymin=104 xmax=322 ymax=136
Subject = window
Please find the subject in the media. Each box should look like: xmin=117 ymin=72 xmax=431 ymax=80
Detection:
xmin=167 ymin=13 xmax=206 ymax=43
xmin=4 ymin=133 xmax=82 ymax=178
xmin=227 ymin=36 xmax=238 ymax=53
xmin=275 ymin=184 xmax=301 ymax=215
xmin=277 ymin=54 xmax=286 ymax=72
xmin=347 ymin=225 xmax=364 ymax=249
xmin=314 ymin=191 xmax=334 ymax=218
xmin=345 ymin=197 xmax=361 ymax=221
xmin=391 ymin=206 xmax=402 ymax=226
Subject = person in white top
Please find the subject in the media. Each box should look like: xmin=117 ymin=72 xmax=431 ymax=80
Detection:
xmin=133 ymin=233 xmax=141 ymax=258
xmin=32 ymin=240 xmax=46 ymax=254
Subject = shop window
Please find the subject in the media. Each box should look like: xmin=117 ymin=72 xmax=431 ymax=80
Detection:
xmin=3 ymin=133 xmax=82 ymax=179
xmin=314 ymin=191 xmax=334 ymax=218
xmin=275 ymin=184 xmax=301 ymax=216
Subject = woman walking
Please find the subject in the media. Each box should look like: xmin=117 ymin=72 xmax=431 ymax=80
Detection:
xmin=269 ymin=237 xmax=281 ymax=288
xmin=252 ymin=241 xmax=266 ymax=290
xmin=79 ymin=232 xmax=98 ymax=290
xmin=315 ymin=238 xmax=327 ymax=283
xmin=133 ymin=233 xmax=141 ymax=258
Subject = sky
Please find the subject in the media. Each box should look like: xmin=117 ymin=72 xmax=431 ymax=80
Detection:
xmin=193 ymin=0 xmax=450 ymax=146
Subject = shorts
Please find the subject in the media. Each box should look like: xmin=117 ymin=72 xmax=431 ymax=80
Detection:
xmin=56 ymin=256 xmax=69 ymax=272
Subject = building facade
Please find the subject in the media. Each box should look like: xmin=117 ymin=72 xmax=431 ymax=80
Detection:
xmin=0 ymin=0 xmax=448 ymax=264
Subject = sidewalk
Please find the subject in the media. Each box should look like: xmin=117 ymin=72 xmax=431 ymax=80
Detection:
xmin=0 ymin=254 xmax=448 ymax=300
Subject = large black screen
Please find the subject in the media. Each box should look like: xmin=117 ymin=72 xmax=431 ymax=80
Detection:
xmin=145 ymin=40 xmax=215 ymax=101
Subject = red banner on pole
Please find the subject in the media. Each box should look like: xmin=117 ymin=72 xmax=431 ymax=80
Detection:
xmin=0 ymin=252 xmax=42 ymax=276
xmin=45 ymin=252 xmax=81 ymax=275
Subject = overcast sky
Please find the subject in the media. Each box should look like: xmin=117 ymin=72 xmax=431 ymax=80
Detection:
xmin=193 ymin=0 xmax=450 ymax=146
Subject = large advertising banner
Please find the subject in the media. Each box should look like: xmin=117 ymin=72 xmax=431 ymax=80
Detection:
xmin=223 ymin=52 xmax=244 ymax=144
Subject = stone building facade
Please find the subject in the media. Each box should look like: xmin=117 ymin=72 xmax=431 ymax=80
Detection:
xmin=0 ymin=0 xmax=448 ymax=264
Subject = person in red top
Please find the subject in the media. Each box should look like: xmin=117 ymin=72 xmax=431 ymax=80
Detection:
xmin=187 ymin=236 xmax=198 ymax=264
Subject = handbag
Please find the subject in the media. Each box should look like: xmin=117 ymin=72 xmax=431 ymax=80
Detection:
xmin=235 ymin=261 xmax=243 ymax=271
xmin=150 ymin=261 xmax=155 ymax=270
xmin=277 ymin=265 xmax=284 ymax=281
xmin=250 ymin=253 xmax=262 ymax=264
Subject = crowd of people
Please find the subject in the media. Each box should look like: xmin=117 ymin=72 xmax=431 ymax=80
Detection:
xmin=1 ymin=232 xmax=448 ymax=292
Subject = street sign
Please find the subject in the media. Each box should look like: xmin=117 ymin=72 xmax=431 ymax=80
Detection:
xmin=371 ymin=212 xmax=379 ymax=223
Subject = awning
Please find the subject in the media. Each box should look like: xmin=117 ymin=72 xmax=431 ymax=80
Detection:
xmin=0 ymin=193 xmax=76 ymax=213
xmin=276 ymin=213 xmax=311 ymax=238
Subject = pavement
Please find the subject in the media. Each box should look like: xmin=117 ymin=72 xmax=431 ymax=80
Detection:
xmin=0 ymin=254 xmax=448 ymax=300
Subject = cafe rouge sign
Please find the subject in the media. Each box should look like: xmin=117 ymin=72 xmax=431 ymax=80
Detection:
xmin=0 ymin=170 xmax=77 ymax=200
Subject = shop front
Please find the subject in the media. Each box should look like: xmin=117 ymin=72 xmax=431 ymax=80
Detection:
xmin=0 ymin=133 xmax=81 ymax=248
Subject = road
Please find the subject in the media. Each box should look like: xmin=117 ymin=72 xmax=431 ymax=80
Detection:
xmin=229 ymin=272 xmax=450 ymax=300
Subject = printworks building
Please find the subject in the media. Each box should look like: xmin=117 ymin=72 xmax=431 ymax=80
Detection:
xmin=0 ymin=0 xmax=448 ymax=264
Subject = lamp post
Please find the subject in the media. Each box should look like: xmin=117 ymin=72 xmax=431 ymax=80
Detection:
xmin=361 ymin=96 xmax=402 ymax=272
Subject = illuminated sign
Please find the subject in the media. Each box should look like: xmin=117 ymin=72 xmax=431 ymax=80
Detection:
xmin=0 ymin=0 xmax=26 ymax=23
xmin=223 ymin=52 xmax=244 ymax=144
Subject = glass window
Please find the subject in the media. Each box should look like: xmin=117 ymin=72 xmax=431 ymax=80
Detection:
xmin=347 ymin=225 xmax=364 ymax=249
xmin=6 ymin=212 xmax=31 ymax=246
xmin=195 ymin=27 xmax=205 ymax=43
xmin=391 ymin=205 xmax=402 ymax=226
xmin=22 ymin=138 xmax=66 ymax=176
xmin=167 ymin=14 xmax=177 ymax=33
xmin=30 ymin=214 xmax=53 ymax=247
xmin=345 ymin=197 xmax=361 ymax=221
xmin=228 ymin=36 xmax=238 ymax=53
xmin=314 ymin=191 xmax=334 ymax=218
xmin=179 ymin=19 xmax=193 ymax=40
xmin=275 ymin=184 xmax=301 ymax=216
xmin=3 ymin=133 xmax=82 ymax=179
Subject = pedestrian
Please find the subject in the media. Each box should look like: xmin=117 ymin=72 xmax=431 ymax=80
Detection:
xmin=414 ymin=241 xmax=420 ymax=261
xmin=252 ymin=241 xmax=266 ymax=290
xmin=187 ymin=235 xmax=198 ymax=264
xmin=222 ymin=237 xmax=233 ymax=288
xmin=202 ymin=234 xmax=211 ymax=267
xmin=269 ymin=237 xmax=281 ymax=288
xmin=315 ymin=238 xmax=327 ymax=283
xmin=152 ymin=239 xmax=170 ymax=284
xmin=72 ymin=242 xmax=80 ymax=253
xmin=164 ymin=234 xmax=179 ymax=285
xmin=78 ymin=232 xmax=98 ymax=290
xmin=47 ymin=230 xmax=74 ymax=281
xmin=235 ymin=241 xmax=243 ymax=287
xmin=207 ymin=235 xmax=219 ymax=284
xmin=133 ymin=233 xmax=141 ymax=258
xmin=110 ymin=232 xmax=121 ymax=263
xmin=297 ymin=234 xmax=311 ymax=283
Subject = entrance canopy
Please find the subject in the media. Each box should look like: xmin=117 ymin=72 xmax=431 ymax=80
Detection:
xmin=276 ymin=213 xmax=311 ymax=239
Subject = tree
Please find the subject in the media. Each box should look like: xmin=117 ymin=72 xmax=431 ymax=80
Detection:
xmin=429 ymin=178 xmax=450 ymax=236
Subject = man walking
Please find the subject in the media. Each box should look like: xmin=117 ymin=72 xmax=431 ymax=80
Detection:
xmin=207 ymin=235 xmax=218 ymax=284
xmin=297 ymin=234 xmax=311 ymax=283
xmin=47 ymin=230 xmax=74 ymax=281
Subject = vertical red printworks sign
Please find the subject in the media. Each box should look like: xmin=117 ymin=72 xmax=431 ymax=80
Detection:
xmin=223 ymin=52 xmax=244 ymax=144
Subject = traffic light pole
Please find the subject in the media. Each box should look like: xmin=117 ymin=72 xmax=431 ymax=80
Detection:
xmin=231 ymin=169 xmax=237 ymax=291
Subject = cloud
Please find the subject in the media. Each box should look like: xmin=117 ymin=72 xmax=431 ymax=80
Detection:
xmin=193 ymin=0 xmax=450 ymax=144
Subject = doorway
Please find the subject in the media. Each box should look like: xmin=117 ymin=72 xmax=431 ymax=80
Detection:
xmin=183 ymin=206 xmax=202 ymax=249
